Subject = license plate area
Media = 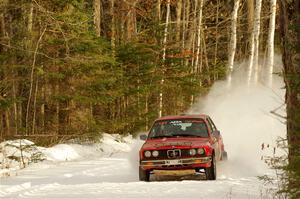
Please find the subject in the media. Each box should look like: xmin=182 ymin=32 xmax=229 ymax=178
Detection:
xmin=165 ymin=159 xmax=181 ymax=165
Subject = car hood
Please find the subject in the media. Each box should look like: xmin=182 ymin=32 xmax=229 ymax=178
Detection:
xmin=141 ymin=137 xmax=210 ymax=150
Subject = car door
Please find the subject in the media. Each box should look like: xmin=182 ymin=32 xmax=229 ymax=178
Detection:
xmin=207 ymin=117 xmax=222 ymax=160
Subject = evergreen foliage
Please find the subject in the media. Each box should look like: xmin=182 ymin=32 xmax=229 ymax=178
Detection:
xmin=0 ymin=0 xmax=230 ymax=141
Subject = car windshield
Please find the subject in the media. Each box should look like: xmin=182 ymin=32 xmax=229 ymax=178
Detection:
xmin=148 ymin=119 xmax=209 ymax=139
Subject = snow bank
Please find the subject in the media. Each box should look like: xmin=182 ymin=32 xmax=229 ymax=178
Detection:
xmin=0 ymin=139 xmax=46 ymax=177
xmin=0 ymin=133 xmax=135 ymax=177
xmin=43 ymin=144 xmax=81 ymax=161
xmin=42 ymin=133 xmax=133 ymax=162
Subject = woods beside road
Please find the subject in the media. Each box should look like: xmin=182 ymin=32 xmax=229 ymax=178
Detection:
xmin=0 ymin=0 xmax=299 ymax=198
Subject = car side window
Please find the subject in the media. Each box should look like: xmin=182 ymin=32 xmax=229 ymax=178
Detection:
xmin=207 ymin=117 xmax=217 ymax=132
xmin=209 ymin=117 xmax=217 ymax=130
xmin=206 ymin=119 xmax=214 ymax=132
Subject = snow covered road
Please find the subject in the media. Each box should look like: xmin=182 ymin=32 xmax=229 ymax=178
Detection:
xmin=0 ymin=153 xmax=273 ymax=199
xmin=0 ymin=58 xmax=285 ymax=199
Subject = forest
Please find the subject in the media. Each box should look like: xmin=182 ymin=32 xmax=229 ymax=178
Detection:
xmin=0 ymin=0 xmax=277 ymax=140
xmin=0 ymin=0 xmax=299 ymax=197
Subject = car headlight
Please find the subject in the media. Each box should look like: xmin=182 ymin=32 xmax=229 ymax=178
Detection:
xmin=152 ymin=150 xmax=159 ymax=157
xmin=189 ymin=149 xmax=197 ymax=156
xmin=144 ymin=151 xmax=151 ymax=158
xmin=197 ymin=148 xmax=205 ymax=155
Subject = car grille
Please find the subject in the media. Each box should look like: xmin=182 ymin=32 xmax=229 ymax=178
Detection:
xmin=157 ymin=149 xmax=191 ymax=159
xmin=143 ymin=148 xmax=206 ymax=160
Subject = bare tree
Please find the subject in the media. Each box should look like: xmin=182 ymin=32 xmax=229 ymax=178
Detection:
xmin=25 ymin=28 xmax=46 ymax=135
xmin=159 ymin=0 xmax=170 ymax=117
xmin=248 ymin=0 xmax=262 ymax=84
xmin=194 ymin=0 xmax=204 ymax=74
xmin=228 ymin=0 xmax=240 ymax=71
xmin=267 ymin=0 xmax=277 ymax=70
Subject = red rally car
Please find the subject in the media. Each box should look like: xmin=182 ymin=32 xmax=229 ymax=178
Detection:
xmin=139 ymin=114 xmax=227 ymax=181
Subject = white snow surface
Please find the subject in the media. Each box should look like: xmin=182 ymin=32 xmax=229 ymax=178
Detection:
xmin=0 ymin=58 xmax=285 ymax=199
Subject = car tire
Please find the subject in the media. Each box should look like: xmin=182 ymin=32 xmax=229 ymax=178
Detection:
xmin=221 ymin=151 xmax=228 ymax=161
xmin=205 ymin=154 xmax=216 ymax=180
xmin=139 ymin=167 xmax=150 ymax=182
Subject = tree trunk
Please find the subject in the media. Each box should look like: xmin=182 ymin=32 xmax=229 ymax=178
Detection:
xmin=157 ymin=0 xmax=161 ymax=21
xmin=110 ymin=0 xmax=116 ymax=56
xmin=279 ymin=0 xmax=300 ymax=196
xmin=27 ymin=1 xmax=33 ymax=34
xmin=228 ymin=0 xmax=240 ymax=70
xmin=25 ymin=28 xmax=46 ymax=135
xmin=93 ymin=0 xmax=101 ymax=37
xmin=32 ymin=78 xmax=39 ymax=134
xmin=41 ymin=87 xmax=45 ymax=134
xmin=214 ymin=0 xmax=220 ymax=80
xmin=145 ymin=94 xmax=149 ymax=131
xmin=0 ymin=12 xmax=5 ymax=37
xmin=247 ymin=0 xmax=254 ymax=50
xmin=126 ymin=0 xmax=137 ymax=41
xmin=190 ymin=0 xmax=198 ymax=71
xmin=267 ymin=0 xmax=277 ymax=70
xmin=247 ymin=0 xmax=254 ymax=32
xmin=202 ymin=30 xmax=209 ymax=83
xmin=4 ymin=110 xmax=10 ymax=137
xmin=159 ymin=0 xmax=170 ymax=117
xmin=253 ymin=0 xmax=262 ymax=68
xmin=181 ymin=0 xmax=186 ymax=50
xmin=248 ymin=0 xmax=262 ymax=83
xmin=12 ymin=79 xmax=18 ymax=135
xmin=55 ymin=84 xmax=59 ymax=135
xmin=176 ymin=0 xmax=182 ymax=43
xmin=194 ymin=0 xmax=204 ymax=74
xmin=184 ymin=0 xmax=190 ymax=50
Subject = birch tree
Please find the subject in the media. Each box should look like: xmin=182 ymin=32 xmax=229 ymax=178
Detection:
xmin=228 ymin=0 xmax=240 ymax=71
xmin=159 ymin=0 xmax=170 ymax=118
xmin=248 ymin=0 xmax=262 ymax=85
xmin=0 ymin=0 xmax=255 ymax=141
xmin=249 ymin=0 xmax=262 ymax=69
xmin=266 ymin=0 xmax=277 ymax=70
xmin=182 ymin=0 xmax=190 ymax=50
xmin=194 ymin=0 xmax=204 ymax=74
xmin=189 ymin=0 xmax=198 ymax=70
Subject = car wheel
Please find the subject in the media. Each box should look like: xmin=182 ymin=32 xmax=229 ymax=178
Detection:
xmin=205 ymin=154 xmax=217 ymax=180
xmin=139 ymin=167 xmax=150 ymax=182
xmin=221 ymin=151 xmax=228 ymax=161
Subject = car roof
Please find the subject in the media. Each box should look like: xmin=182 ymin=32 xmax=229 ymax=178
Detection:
xmin=155 ymin=114 xmax=208 ymax=121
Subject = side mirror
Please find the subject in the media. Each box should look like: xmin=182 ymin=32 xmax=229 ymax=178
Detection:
xmin=140 ymin=134 xmax=148 ymax=140
xmin=213 ymin=130 xmax=220 ymax=137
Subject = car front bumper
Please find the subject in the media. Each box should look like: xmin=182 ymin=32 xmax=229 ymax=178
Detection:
xmin=140 ymin=156 xmax=212 ymax=170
